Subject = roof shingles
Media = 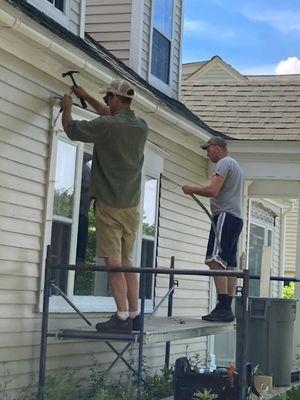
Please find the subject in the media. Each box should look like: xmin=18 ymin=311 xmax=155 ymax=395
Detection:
xmin=181 ymin=81 xmax=300 ymax=140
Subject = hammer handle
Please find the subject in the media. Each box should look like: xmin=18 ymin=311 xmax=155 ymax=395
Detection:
xmin=70 ymin=77 xmax=88 ymax=109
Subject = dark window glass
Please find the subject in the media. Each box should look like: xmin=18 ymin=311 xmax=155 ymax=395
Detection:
xmin=50 ymin=221 xmax=71 ymax=294
xmin=47 ymin=0 xmax=64 ymax=12
xmin=74 ymin=154 xmax=98 ymax=295
xmin=151 ymin=29 xmax=171 ymax=84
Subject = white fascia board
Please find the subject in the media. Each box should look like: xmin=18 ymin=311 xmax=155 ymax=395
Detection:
xmin=0 ymin=5 xmax=211 ymax=142
xmin=228 ymin=139 xmax=300 ymax=155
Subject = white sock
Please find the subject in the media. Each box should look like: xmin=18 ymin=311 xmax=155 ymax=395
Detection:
xmin=117 ymin=311 xmax=129 ymax=320
xmin=129 ymin=311 xmax=139 ymax=319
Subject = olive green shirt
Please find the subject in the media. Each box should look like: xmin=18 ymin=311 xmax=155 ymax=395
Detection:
xmin=66 ymin=109 xmax=148 ymax=208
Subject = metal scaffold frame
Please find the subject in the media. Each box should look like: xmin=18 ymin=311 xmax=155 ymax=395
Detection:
xmin=38 ymin=246 xmax=250 ymax=400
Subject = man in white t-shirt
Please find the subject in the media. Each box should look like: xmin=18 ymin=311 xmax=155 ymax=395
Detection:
xmin=182 ymin=137 xmax=244 ymax=322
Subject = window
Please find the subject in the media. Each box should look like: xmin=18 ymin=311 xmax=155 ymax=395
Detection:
xmin=248 ymin=223 xmax=273 ymax=297
xmin=27 ymin=0 xmax=69 ymax=27
xmin=151 ymin=0 xmax=174 ymax=84
xmin=141 ymin=177 xmax=159 ymax=299
xmin=50 ymin=139 xmax=77 ymax=294
xmin=46 ymin=0 xmax=64 ymax=12
xmin=45 ymin=114 xmax=166 ymax=312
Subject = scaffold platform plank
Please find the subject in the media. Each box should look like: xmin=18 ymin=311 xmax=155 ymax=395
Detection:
xmin=49 ymin=317 xmax=235 ymax=344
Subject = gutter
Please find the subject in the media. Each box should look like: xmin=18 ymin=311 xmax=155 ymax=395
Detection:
xmin=0 ymin=6 xmax=210 ymax=142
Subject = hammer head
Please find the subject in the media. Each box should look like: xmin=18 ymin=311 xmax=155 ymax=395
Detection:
xmin=62 ymin=70 xmax=79 ymax=78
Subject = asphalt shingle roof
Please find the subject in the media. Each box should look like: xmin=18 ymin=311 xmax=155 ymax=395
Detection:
xmin=181 ymin=81 xmax=300 ymax=140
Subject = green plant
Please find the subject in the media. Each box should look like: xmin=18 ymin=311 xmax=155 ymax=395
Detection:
xmin=142 ymin=367 xmax=174 ymax=400
xmin=18 ymin=371 xmax=82 ymax=400
xmin=193 ymin=388 xmax=218 ymax=400
xmin=283 ymin=282 xmax=295 ymax=299
xmin=285 ymin=385 xmax=300 ymax=400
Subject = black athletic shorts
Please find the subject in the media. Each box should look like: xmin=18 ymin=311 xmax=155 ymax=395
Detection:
xmin=205 ymin=212 xmax=243 ymax=269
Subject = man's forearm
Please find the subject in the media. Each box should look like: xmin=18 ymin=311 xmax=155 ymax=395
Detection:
xmin=62 ymin=107 xmax=72 ymax=132
xmin=85 ymin=94 xmax=111 ymax=116
xmin=192 ymin=185 xmax=216 ymax=197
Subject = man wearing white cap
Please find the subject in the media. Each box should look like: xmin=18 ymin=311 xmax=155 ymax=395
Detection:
xmin=60 ymin=79 xmax=148 ymax=333
xmin=182 ymin=137 xmax=244 ymax=322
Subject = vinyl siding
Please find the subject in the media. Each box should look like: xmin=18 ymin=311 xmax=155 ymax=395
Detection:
xmin=85 ymin=0 xmax=132 ymax=64
xmin=148 ymin=129 xmax=210 ymax=364
xmin=140 ymin=0 xmax=151 ymax=79
xmin=188 ymin=64 xmax=242 ymax=84
xmin=0 ymin=47 xmax=211 ymax=395
xmin=171 ymin=0 xmax=183 ymax=98
xmin=69 ymin=0 xmax=81 ymax=35
xmin=284 ymin=202 xmax=298 ymax=276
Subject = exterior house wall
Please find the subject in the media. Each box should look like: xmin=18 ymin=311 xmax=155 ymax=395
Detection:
xmin=27 ymin=0 xmax=84 ymax=36
xmin=86 ymin=0 xmax=183 ymax=99
xmin=69 ymin=0 xmax=82 ymax=35
xmin=0 ymin=43 xmax=210 ymax=395
xmin=85 ymin=0 xmax=132 ymax=64
xmin=187 ymin=64 xmax=242 ymax=83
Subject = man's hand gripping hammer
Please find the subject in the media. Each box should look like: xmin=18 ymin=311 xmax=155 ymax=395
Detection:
xmin=62 ymin=70 xmax=88 ymax=109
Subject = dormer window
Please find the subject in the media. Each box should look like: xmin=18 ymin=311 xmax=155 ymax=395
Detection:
xmin=151 ymin=0 xmax=174 ymax=85
xmin=46 ymin=0 xmax=64 ymax=12
xmin=27 ymin=0 xmax=69 ymax=28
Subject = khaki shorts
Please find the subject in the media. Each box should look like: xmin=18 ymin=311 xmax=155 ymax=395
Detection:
xmin=94 ymin=201 xmax=139 ymax=266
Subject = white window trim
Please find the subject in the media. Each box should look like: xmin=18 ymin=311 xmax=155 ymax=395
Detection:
xmin=148 ymin=0 xmax=175 ymax=94
xmin=27 ymin=0 xmax=70 ymax=29
xmin=41 ymin=104 xmax=167 ymax=314
xmin=248 ymin=219 xmax=274 ymax=297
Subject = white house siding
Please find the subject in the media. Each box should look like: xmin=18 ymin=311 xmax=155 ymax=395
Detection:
xmin=0 ymin=44 xmax=213 ymax=396
xmin=140 ymin=0 xmax=151 ymax=80
xmin=171 ymin=0 xmax=183 ymax=98
xmin=187 ymin=64 xmax=242 ymax=84
xmin=85 ymin=0 xmax=132 ymax=64
xmin=148 ymin=129 xmax=211 ymax=365
xmin=69 ymin=0 xmax=81 ymax=35
xmin=284 ymin=202 xmax=298 ymax=277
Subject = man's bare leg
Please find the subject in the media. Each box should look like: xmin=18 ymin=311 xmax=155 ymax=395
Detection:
xmin=228 ymin=276 xmax=237 ymax=297
xmin=124 ymin=271 xmax=139 ymax=312
xmin=207 ymin=261 xmax=228 ymax=294
xmin=105 ymin=255 xmax=128 ymax=312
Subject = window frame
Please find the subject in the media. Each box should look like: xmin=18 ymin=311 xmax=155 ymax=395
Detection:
xmin=248 ymin=219 xmax=274 ymax=297
xmin=149 ymin=0 xmax=175 ymax=93
xmin=27 ymin=0 xmax=70 ymax=28
xmin=41 ymin=104 xmax=166 ymax=313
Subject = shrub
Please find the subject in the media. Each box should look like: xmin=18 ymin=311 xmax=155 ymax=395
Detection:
xmin=283 ymin=282 xmax=295 ymax=299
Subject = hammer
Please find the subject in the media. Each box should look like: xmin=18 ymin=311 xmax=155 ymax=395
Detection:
xmin=62 ymin=70 xmax=88 ymax=109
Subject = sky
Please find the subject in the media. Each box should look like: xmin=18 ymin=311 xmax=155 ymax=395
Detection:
xmin=182 ymin=0 xmax=300 ymax=75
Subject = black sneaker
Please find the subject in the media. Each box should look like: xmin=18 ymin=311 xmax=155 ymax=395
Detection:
xmin=202 ymin=308 xmax=235 ymax=322
xmin=132 ymin=315 xmax=141 ymax=332
xmin=95 ymin=314 xmax=132 ymax=333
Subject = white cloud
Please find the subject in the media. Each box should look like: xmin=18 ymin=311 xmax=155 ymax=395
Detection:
xmin=240 ymin=65 xmax=276 ymax=75
xmin=184 ymin=19 xmax=234 ymax=39
xmin=275 ymin=57 xmax=300 ymax=74
xmin=243 ymin=8 xmax=300 ymax=33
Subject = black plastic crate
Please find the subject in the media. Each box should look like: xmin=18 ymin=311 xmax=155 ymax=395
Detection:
xmin=173 ymin=357 xmax=239 ymax=400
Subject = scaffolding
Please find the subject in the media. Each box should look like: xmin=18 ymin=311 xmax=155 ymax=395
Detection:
xmin=38 ymin=246 xmax=250 ymax=400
